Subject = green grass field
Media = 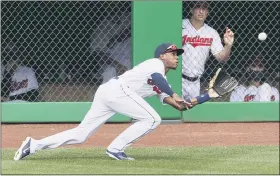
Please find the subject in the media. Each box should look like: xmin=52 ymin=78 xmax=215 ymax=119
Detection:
xmin=2 ymin=146 xmax=279 ymax=175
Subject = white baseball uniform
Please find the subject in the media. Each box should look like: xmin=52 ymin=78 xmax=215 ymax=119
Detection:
xmin=9 ymin=66 xmax=39 ymax=98
xmin=182 ymin=19 xmax=224 ymax=99
xmin=30 ymin=58 xmax=170 ymax=154
xmin=230 ymin=85 xmax=247 ymax=102
xmin=230 ymin=83 xmax=279 ymax=102
xmin=271 ymin=87 xmax=279 ymax=101
xmin=243 ymin=85 xmax=258 ymax=102
xmin=232 ymin=85 xmax=258 ymax=102
xmin=254 ymin=83 xmax=279 ymax=102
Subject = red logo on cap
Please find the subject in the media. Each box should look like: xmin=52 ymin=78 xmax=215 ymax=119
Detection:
xmin=166 ymin=44 xmax=177 ymax=52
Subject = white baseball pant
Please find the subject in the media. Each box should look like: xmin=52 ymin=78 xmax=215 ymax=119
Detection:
xmin=30 ymin=78 xmax=161 ymax=154
xmin=182 ymin=78 xmax=200 ymax=100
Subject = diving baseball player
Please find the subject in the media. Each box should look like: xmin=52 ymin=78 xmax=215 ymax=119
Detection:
xmin=14 ymin=43 xmax=223 ymax=161
xmin=182 ymin=1 xmax=234 ymax=99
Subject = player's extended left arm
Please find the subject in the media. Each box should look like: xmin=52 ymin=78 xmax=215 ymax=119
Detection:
xmin=163 ymin=89 xmax=218 ymax=111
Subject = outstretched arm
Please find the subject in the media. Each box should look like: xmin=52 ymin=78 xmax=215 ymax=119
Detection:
xmin=163 ymin=88 xmax=219 ymax=111
xmin=151 ymin=73 xmax=187 ymax=104
xmin=185 ymin=88 xmax=219 ymax=107
xmin=163 ymin=96 xmax=192 ymax=111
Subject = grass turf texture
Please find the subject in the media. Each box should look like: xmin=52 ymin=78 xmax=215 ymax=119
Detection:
xmin=2 ymin=146 xmax=279 ymax=174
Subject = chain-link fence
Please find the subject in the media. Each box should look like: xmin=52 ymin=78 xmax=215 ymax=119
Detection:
xmin=182 ymin=1 xmax=279 ymax=102
xmin=1 ymin=1 xmax=131 ymax=102
xmin=1 ymin=1 xmax=279 ymax=103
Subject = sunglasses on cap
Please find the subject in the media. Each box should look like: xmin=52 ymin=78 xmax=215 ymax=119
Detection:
xmin=165 ymin=45 xmax=178 ymax=53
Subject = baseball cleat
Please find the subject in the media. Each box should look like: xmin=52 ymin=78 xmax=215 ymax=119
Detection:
xmin=106 ymin=150 xmax=135 ymax=160
xmin=14 ymin=137 xmax=32 ymax=161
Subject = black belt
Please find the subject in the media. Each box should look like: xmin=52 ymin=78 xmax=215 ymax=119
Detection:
xmin=182 ymin=74 xmax=199 ymax=82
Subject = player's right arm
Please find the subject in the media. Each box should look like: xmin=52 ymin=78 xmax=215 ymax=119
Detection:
xmin=163 ymin=87 xmax=223 ymax=111
xmin=151 ymin=73 xmax=186 ymax=104
xmin=163 ymin=96 xmax=192 ymax=111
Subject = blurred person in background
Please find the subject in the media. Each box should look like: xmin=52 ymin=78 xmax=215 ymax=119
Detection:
xmin=90 ymin=11 xmax=132 ymax=84
xmin=3 ymin=58 xmax=39 ymax=102
xmin=101 ymin=32 xmax=132 ymax=84
xmin=182 ymin=1 xmax=234 ymax=100
xmin=230 ymin=58 xmax=279 ymax=102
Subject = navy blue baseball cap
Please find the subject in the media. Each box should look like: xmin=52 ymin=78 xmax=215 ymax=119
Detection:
xmin=154 ymin=43 xmax=184 ymax=58
xmin=192 ymin=1 xmax=209 ymax=9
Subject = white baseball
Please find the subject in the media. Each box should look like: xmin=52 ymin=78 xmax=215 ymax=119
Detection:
xmin=258 ymin=32 xmax=267 ymax=41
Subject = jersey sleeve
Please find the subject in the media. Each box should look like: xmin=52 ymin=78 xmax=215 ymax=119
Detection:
xmin=182 ymin=19 xmax=188 ymax=29
xmin=157 ymin=83 xmax=172 ymax=105
xmin=271 ymin=87 xmax=279 ymax=101
xmin=230 ymin=86 xmax=245 ymax=102
xmin=255 ymin=83 xmax=272 ymax=102
xmin=26 ymin=68 xmax=39 ymax=90
xmin=211 ymin=30 xmax=224 ymax=56
xmin=230 ymin=89 xmax=239 ymax=102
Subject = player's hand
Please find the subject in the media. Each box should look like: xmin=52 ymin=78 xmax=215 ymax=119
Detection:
xmin=172 ymin=93 xmax=193 ymax=110
xmin=223 ymin=27 xmax=234 ymax=46
xmin=182 ymin=101 xmax=193 ymax=110
xmin=172 ymin=93 xmax=185 ymax=104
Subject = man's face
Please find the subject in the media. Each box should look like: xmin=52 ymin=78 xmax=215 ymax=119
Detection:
xmin=161 ymin=52 xmax=179 ymax=70
xmin=191 ymin=6 xmax=208 ymax=22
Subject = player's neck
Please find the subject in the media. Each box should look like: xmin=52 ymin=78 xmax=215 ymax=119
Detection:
xmin=190 ymin=18 xmax=204 ymax=30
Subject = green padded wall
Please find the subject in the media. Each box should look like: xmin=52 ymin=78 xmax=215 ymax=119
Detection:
xmin=133 ymin=1 xmax=183 ymax=119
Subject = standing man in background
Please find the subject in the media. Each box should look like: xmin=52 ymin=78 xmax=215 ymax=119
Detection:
xmin=182 ymin=1 xmax=234 ymax=99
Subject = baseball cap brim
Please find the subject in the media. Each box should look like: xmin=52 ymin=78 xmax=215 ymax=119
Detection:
xmin=166 ymin=48 xmax=184 ymax=56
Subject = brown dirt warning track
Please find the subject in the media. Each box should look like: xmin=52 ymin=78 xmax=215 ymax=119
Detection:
xmin=2 ymin=122 xmax=279 ymax=148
